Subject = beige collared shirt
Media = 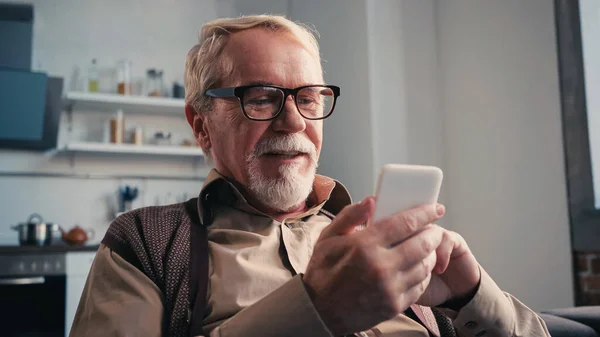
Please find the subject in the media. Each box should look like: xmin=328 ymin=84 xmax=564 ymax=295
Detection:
xmin=70 ymin=169 xmax=550 ymax=337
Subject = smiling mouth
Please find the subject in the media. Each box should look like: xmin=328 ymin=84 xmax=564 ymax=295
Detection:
xmin=262 ymin=151 xmax=306 ymax=159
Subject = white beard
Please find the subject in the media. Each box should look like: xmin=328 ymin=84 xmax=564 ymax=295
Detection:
xmin=246 ymin=135 xmax=318 ymax=212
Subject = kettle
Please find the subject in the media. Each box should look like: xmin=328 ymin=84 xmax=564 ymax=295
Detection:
xmin=62 ymin=226 xmax=95 ymax=246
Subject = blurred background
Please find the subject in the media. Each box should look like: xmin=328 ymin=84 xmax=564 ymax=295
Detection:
xmin=0 ymin=0 xmax=598 ymax=336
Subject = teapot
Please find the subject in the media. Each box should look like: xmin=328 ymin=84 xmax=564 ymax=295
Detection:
xmin=62 ymin=225 xmax=95 ymax=245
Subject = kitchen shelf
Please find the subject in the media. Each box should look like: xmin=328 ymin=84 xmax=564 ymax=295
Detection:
xmin=65 ymin=92 xmax=186 ymax=115
xmin=59 ymin=142 xmax=204 ymax=157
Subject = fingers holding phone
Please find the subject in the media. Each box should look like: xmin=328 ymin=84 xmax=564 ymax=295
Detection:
xmin=368 ymin=164 xmax=480 ymax=306
xmin=303 ymin=164 xmax=455 ymax=334
xmin=367 ymin=202 xmax=445 ymax=247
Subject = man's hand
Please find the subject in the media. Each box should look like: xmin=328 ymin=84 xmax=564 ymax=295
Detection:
xmin=416 ymin=227 xmax=481 ymax=308
xmin=303 ymin=197 xmax=446 ymax=336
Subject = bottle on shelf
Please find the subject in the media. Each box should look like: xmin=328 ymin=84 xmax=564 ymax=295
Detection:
xmin=117 ymin=59 xmax=132 ymax=95
xmin=88 ymin=59 xmax=99 ymax=93
xmin=131 ymin=126 xmax=143 ymax=145
xmin=110 ymin=109 xmax=125 ymax=144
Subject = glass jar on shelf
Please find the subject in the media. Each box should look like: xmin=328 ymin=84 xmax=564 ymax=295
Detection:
xmin=156 ymin=70 xmax=164 ymax=96
xmin=117 ymin=59 xmax=132 ymax=95
xmin=146 ymin=68 xmax=164 ymax=97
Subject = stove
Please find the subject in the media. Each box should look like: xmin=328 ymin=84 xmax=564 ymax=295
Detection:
xmin=0 ymin=252 xmax=67 ymax=337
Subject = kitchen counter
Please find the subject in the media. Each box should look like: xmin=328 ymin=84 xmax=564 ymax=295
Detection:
xmin=0 ymin=244 xmax=100 ymax=255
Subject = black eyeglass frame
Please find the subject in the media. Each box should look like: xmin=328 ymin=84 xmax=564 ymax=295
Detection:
xmin=204 ymin=84 xmax=341 ymax=121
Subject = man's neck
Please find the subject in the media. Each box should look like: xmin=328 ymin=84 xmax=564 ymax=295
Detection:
xmin=258 ymin=200 xmax=309 ymax=222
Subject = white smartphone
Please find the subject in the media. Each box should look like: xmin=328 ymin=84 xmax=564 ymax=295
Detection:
xmin=371 ymin=164 xmax=444 ymax=224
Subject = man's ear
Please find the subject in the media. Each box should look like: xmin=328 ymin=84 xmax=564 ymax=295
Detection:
xmin=185 ymin=104 xmax=211 ymax=150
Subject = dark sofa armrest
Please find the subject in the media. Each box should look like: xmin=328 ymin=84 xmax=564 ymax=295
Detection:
xmin=542 ymin=306 xmax=600 ymax=333
xmin=539 ymin=313 xmax=599 ymax=337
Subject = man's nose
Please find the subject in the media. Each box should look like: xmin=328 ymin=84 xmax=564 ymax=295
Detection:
xmin=271 ymin=96 xmax=306 ymax=133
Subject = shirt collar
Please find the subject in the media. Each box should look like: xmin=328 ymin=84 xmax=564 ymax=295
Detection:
xmin=196 ymin=169 xmax=352 ymax=225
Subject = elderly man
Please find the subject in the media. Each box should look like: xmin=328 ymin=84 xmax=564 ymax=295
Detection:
xmin=70 ymin=15 xmax=550 ymax=337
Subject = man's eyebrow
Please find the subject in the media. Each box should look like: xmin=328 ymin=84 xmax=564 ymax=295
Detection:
xmin=242 ymin=80 xmax=275 ymax=86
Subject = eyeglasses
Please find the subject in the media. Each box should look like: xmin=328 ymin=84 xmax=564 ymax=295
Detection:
xmin=204 ymin=84 xmax=341 ymax=121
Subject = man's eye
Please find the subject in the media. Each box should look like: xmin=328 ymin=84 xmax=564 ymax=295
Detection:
xmin=248 ymin=98 xmax=271 ymax=105
xmin=298 ymin=96 xmax=318 ymax=105
xmin=247 ymin=97 xmax=278 ymax=105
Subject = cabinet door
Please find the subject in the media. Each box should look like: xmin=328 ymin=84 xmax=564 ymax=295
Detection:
xmin=65 ymin=252 xmax=97 ymax=337
xmin=65 ymin=275 xmax=87 ymax=337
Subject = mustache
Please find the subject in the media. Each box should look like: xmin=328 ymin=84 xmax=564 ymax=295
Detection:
xmin=249 ymin=135 xmax=318 ymax=160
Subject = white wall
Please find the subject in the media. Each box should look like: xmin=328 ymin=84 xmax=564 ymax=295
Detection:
xmin=369 ymin=0 xmax=445 ymax=170
xmin=437 ymin=0 xmax=573 ymax=310
xmin=579 ymin=0 xmax=600 ymax=208
xmin=366 ymin=0 xmax=410 ymax=176
xmin=292 ymin=0 xmax=574 ymax=311
xmin=290 ymin=0 xmax=376 ymax=201
xmin=366 ymin=0 xmax=447 ymax=213
xmin=0 ymin=0 xmax=288 ymax=245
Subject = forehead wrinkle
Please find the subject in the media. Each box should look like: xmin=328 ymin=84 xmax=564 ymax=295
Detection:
xmin=222 ymin=30 xmax=322 ymax=88
xmin=231 ymin=60 xmax=320 ymax=88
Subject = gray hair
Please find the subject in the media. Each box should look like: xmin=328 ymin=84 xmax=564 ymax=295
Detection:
xmin=184 ymin=15 xmax=321 ymax=115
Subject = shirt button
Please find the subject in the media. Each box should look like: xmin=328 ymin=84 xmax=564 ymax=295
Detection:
xmin=475 ymin=330 xmax=487 ymax=337
xmin=465 ymin=321 xmax=478 ymax=329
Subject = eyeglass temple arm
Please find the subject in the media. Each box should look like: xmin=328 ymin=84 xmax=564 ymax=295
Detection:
xmin=205 ymin=87 xmax=236 ymax=97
